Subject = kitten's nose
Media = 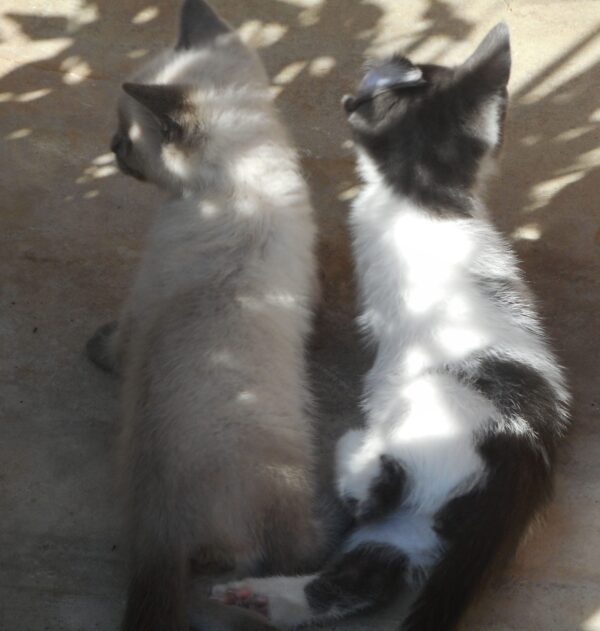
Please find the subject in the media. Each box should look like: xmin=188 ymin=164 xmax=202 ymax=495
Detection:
xmin=110 ymin=134 xmax=121 ymax=154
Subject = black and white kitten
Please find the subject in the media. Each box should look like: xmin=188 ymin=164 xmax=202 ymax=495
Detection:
xmin=212 ymin=23 xmax=570 ymax=631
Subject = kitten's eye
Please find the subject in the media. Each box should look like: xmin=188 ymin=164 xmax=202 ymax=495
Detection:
xmin=160 ymin=122 xmax=184 ymax=145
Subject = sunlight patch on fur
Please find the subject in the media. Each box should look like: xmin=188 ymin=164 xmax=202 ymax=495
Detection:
xmin=128 ymin=122 xmax=142 ymax=142
xmin=397 ymin=379 xmax=463 ymax=441
xmin=404 ymin=346 xmax=431 ymax=376
xmin=437 ymin=324 xmax=489 ymax=358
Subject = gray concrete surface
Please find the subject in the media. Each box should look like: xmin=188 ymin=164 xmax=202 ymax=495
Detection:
xmin=1 ymin=1 xmax=599 ymax=629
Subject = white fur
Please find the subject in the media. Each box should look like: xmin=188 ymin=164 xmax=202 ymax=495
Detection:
xmin=471 ymin=96 xmax=502 ymax=148
xmin=212 ymin=576 xmax=315 ymax=628
xmin=346 ymin=510 xmax=441 ymax=578
xmin=338 ymin=152 xmax=569 ymax=565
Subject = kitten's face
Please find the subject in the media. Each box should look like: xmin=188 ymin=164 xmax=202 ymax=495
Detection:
xmin=110 ymin=83 xmax=192 ymax=188
xmin=111 ymin=0 xmax=269 ymax=193
xmin=110 ymin=106 xmax=151 ymax=183
xmin=344 ymin=24 xmax=511 ymax=210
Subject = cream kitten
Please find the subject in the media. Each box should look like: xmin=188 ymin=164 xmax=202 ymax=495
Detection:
xmin=86 ymin=2 xmax=322 ymax=629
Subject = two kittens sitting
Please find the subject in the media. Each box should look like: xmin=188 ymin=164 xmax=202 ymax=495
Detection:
xmin=87 ymin=2 xmax=569 ymax=630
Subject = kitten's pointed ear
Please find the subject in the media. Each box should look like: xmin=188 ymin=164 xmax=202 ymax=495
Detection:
xmin=122 ymin=83 xmax=190 ymax=141
xmin=176 ymin=0 xmax=231 ymax=50
xmin=458 ymin=23 xmax=511 ymax=95
xmin=455 ymin=23 xmax=511 ymax=148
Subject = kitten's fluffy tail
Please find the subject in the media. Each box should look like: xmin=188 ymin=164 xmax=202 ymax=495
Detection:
xmin=121 ymin=545 xmax=189 ymax=631
xmin=401 ymin=446 xmax=554 ymax=631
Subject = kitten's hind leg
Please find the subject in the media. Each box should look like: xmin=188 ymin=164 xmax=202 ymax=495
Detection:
xmin=336 ymin=430 xmax=407 ymax=522
xmin=85 ymin=320 xmax=120 ymax=374
xmin=357 ymin=454 xmax=407 ymax=522
xmin=211 ymin=544 xmax=408 ymax=629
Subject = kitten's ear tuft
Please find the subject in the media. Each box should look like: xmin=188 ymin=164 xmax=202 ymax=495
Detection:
xmin=122 ymin=83 xmax=190 ymax=141
xmin=176 ymin=0 xmax=231 ymax=50
xmin=459 ymin=22 xmax=511 ymax=94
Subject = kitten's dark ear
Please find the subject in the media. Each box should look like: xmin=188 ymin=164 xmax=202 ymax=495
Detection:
xmin=455 ymin=23 xmax=511 ymax=147
xmin=457 ymin=23 xmax=511 ymax=98
xmin=460 ymin=23 xmax=511 ymax=91
xmin=122 ymin=83 xmax=190 ymax=142
xmin=176 ymin=0 xmax=231 ymax=50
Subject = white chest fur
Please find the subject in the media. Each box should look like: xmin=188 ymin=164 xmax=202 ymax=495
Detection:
xmin=345 ymin=179 xmax=500 ymax=513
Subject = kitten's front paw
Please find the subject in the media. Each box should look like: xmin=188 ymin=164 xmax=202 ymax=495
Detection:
xmin=86 ymin=321 xmax=119 ymax=374
xmin=211 ymin=576 xmax=313 ymax=628
xmin=211 ymin=581 xmax=269 ymax=618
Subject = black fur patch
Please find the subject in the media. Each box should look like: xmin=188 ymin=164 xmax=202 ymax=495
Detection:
xmin=346 ymin=25 xmax=510 ymax=216
xmin=350 ymin=65 xmax=488 ymax=215
xmin=473 ymin=357 xmax=564 ymax=445
xmin=305 ymin=544 xmax=407 ymax=617
xmin=402 ymin=357 xmax=565 ymax=631
xmin=357 ymin=455 xmax=407 ymax=522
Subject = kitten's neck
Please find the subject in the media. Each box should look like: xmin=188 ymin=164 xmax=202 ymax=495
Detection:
xmin=354 ymin=149 xmax=493 ymax=220
xmin=175 ymin=131 xmax=307 ymax=220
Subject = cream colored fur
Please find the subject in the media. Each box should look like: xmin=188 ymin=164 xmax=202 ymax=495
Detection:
xmin=89 ymin=3 xmax=322 ymax=629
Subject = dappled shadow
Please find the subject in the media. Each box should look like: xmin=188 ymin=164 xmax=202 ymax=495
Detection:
xmin=1 ymin=0 xmax=599 ymax=629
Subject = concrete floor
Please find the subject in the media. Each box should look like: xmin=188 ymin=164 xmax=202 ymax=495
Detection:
xmin=1 ymin=0 xmax=599 ymax=629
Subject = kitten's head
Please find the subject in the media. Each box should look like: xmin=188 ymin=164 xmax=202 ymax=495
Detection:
xmin=343 ymin=23 xmax=511 ymax=212
xmin=110 ymin=0 xmax=270 ymax=193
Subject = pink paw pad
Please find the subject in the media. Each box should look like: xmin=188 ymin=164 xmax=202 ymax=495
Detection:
xmin=211 ymin=584 xmax=270 ymax=617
